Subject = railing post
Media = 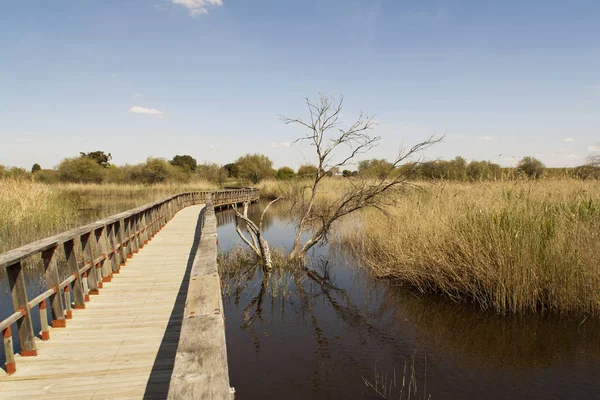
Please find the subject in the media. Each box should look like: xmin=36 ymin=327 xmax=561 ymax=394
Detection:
xmin=64 ymin=239 xmax=86 ymax=309
xmin=6 ymin=261 xmax=36 ymax=356
xmin=147 ymin=208 xmax=155 ymax=241
xmin=140 ymin=211 xmax=148 ymax=246
xmin=4 ymin=325 xmax=16 ymax=374
xmin=152 ymin=206 xmax=159 ymax=236
xmin=131 ymin=215 xmax=140 ymax=254
xmin=134 ymin=214 xmax=144 ymax=251
xmin=39 ymin=299 xmax=50 ymax=340
xmin=115 ymin=220 xmax=126 ymax=266
xmin=159 ymin=204 xmax=164 ymax=227
xmin=82 ymin=272 xmax=90 ymax=301
xmin=107 ymin=223 xmax=120 ymax=274
xmin=95 ymin=227 xmax=111 ymax=282
xmin=63 ymin=285 xmax=72 ymax=319
xmin=81 ymin=232 xmax=99 ymax=296
xmin=124 ymin=217 xmax=133 ymax=259
xmin=42 ymin=246 xmax=66 ymax=328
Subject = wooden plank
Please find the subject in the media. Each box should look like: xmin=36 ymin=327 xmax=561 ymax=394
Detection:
xmin=168 ymin=205 xmax=234 ymax=400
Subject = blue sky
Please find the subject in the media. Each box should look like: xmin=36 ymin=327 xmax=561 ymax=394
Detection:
xmin=1 ymin=0 xmax=599 ymax=169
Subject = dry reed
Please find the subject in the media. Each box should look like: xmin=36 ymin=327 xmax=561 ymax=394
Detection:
xmin=258 ymin=178 xmax=600 ymax=314
xmin=342 ymin=180 xmax=600 ymax=314
xmin=0 ymin=180 xmax=216 ymax=253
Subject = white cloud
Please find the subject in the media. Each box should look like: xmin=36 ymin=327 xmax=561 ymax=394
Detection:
xmin=588 ymin=145 xmax=600 ymax=152
xmin=209 ymin=144 xmax=216 ymax=149
xmin=170 ymin=0 xmax=223 ymax=16
xmin=129 ymin=106 xmax=164 ymax=116
xmin=111 ymin=73 xmax=119 ymax=77
xmin=566 ymin=154 xmax=583 ymax=159
xmin=271 ymin=142 xmax=291 ymax=148
xmin=134 ymin=93 xmax=144 ymax=98
xmin=563 ymin=137 xmax=575 ymax=142
xmin=479 ymin=136 xmax=494 ymax=141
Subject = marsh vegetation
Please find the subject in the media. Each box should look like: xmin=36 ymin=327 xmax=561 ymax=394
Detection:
xmin=256 ymin=178 xmax=600 ymax=315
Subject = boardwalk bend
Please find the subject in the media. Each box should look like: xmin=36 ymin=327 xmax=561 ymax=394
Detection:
xmin=0 ymin=189 xmax=259 ymax=399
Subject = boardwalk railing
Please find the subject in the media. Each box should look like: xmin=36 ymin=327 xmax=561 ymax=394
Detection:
xmin=0 ymin=189 xmax=259 ymax=375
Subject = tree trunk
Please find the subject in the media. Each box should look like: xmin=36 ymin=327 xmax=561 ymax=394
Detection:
xmin=233 ymin=201 xmax=277 ymax=273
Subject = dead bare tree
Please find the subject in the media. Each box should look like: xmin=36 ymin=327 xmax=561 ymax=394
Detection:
xmin=233 ymin=197 xmax=281 ymax=271
xmin=282 ymin=94 xmax=443 ymax=260
xmin=234 ymin=93 xmax=442 ymax=266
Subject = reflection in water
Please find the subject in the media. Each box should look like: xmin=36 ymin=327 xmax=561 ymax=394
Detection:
xmin=218 ymin=201 xmax=600 ymax=400
xmin=216 ymin=204 xmax=275 ymax=231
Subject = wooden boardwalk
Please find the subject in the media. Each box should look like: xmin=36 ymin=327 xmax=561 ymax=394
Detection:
xmin=0 ymin=204 xmax=225 ymax=399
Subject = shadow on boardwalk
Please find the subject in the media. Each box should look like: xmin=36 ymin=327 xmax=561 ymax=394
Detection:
xmin=143 ymin=208 xmax=205 ymax=399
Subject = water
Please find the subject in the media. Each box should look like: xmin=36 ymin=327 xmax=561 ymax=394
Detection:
xmin=217 ymin=202 xmax=600 ymax=399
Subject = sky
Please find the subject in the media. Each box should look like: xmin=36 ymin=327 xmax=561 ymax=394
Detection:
xmin=1 ymin=0 xmax=599 ymax=170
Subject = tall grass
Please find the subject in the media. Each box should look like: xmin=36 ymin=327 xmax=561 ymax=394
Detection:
xmin=0 ymin=180 xmax=89 ymax=252
xmin=0 ymin=180 xmax=216 ymax=253
xmin=257 ymin=178 xmax=600 ymax=314
xmin=342 ymin=181 xmax=600 ymax=314
xmin=53 ymin=181 xmax=216 ymax=199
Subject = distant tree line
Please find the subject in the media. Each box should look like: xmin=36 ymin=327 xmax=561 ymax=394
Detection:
xmin=2 ymin=151 xmax=600 ymax=184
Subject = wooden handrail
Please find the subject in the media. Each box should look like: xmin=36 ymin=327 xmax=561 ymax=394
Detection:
xmin=0 ymin=188 xmax=259 ymax=375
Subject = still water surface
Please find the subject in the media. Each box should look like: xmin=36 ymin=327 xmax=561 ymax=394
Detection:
xmin=217 ymin=202 xmax=600 ymax=399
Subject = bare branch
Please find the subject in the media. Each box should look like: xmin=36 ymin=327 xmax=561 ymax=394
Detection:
xmin=260 ymin=196 xmax=282 ymax=231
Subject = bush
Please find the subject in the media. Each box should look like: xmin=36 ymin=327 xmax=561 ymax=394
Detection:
xmin=131 ymin=158 xmax=187 ymax=184
xmin=517 ymin=156 xmax=545 ymax=179
xmin=223 ymin=163 xmax=240 ymax=178
xmin=297 ymin=165 xmax=319 ymax=179
xmin=170 ymin=155 xmax=197 ymax=172
xmin=358 ymin=159 xmax=393 ymax=179
xmin=276 ymin=167 xmax=296 ymax=180
xmin=196 ymin=163 xmax=227 ymax=184
xmin=57 ymin=157 xmax=105 ymax=183
xmin=236 ymin=154 xmax=274 ymax=183
xmin=104 ymin=165 xmax=127 ymax=183
xmin=467 ymin=160 xmax=502 ymax=181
